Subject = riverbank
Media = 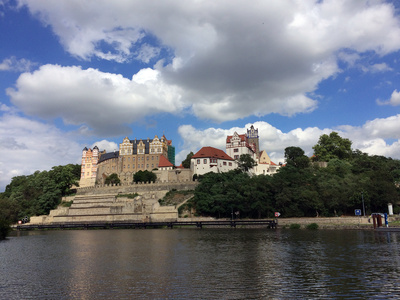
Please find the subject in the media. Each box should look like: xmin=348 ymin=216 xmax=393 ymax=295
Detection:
xmin=276 ymin=216 xmax=400 ymax=230
xmin=177 ymin=216 xmax=399 ymax=230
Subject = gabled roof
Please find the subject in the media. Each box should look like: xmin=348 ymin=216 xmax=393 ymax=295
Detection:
xmin=158 ymin=155 xmax=173 ymax=168
xmin=192 ymin=147 xmax=234 ymax=161
xmin=226 ymin=132 xmax=247 ymax=143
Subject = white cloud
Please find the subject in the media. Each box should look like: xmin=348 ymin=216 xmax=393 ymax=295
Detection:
xmin=376 ymin=89 xmax=400 ymax=106
xmin=0 ymin=56 xmax=36 ymax=72
xmin=6 ymin=64 xmax=186 ymax=136
xmin=14 ymin=0 xmax=400 ymax=123
xmin=91 ymin=140 xmax=118 ymax=153
xmin=0 ymin=112 xmax=82 ymax=191
xmin=361 ymin=62 xmax=393 ymax=73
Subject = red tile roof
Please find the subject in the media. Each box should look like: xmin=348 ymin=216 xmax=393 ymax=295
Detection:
xmin=158 ymin=155 xmax=173 ymax=167
xmin=226 ymin=134 xmax=247 ymax=143
xmin=192 ymin=147 xmax=234 ymax=161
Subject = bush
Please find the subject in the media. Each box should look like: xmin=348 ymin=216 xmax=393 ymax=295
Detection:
xmin=116 ymin=193 xmax=139 ymax=199
xmin=133 ymin=170 xmax=156 ymax=183
xmin=289 ymin=223 xmax=301 ymax=229
xmin=0 ymin=218 xmax=11 ymax=240
xmin=105 ymin=173 xmax=121 ymax=185
xmin=60 ymin=200 xmax=73 ymax=207
xmin=306 ymin=223 xmax=319 ymax=230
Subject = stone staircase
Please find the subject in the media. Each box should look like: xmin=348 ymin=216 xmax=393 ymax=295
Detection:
xmin=29 ymin=193 xmax=178 ymax=224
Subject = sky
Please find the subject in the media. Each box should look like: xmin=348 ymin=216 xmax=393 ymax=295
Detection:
xmin=1 ymin=0 xmax=400 ymax=191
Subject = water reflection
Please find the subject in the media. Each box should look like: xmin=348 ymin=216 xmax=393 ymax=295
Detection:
xmin=1 ymin=229 xmax=399 ymax=299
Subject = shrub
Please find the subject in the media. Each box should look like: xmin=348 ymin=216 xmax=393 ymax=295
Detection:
xmin=116 ymin=193 xmax=139 ymax=199
xmin=306 ymin=223 xmax=319 ymax=230
xmin=133 ymin=170 xmax=156 ymax=183
xmin=60 ymin=200 xmax=73 ymax=207
xmin=105 ymin=173 xmax=121 ymax=185
xmin=289 ymin=223 xmax=301 ymax=229
xmin=0 ymin=218 xmax=11 ymax=240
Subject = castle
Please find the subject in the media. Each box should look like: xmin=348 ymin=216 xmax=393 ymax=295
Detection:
xmin=80 ymin=126 xmax=281 ymax=188
xmin=80 ymin=135 xmax=176 ymax=187
xmin=191 ymin=125 xmax=281 ymax=177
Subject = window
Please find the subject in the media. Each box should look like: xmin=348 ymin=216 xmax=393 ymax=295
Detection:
xmin=204 ymin=159 xmax=207 ymax=164
xmin=234 ymin=155 xmax=239 ymax=159
xmin=197 ymin=159 xmax=200 ymax=164
xmin=223 ymin=162 xmax=227 ymax=166
xmin=234 ymin=148 xmax=239 ymax=152
xmin=210 ymin=158 xmax=217 ymax=163
xmin=229 ymin=162 xmax=232 ymax=166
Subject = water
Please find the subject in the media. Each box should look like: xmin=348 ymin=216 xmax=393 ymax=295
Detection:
xmin=1 ymin=228 xmax=399 ymax=299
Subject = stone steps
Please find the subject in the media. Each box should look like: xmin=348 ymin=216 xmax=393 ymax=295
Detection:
xmin=53 ymin=213 xmax=144 ymax=223
xmin=72 ymin=201 xmax=115 ymax=207
xmin=30 ymin=191 xmax=178 ymax=224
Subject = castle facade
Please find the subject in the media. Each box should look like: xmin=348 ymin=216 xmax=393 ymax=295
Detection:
xmin=79 ymin=135 xmax=175 ymax=187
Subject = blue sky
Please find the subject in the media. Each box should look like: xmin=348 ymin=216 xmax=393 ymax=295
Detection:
xmin=1 ymin=0 xmax=400 ymax=191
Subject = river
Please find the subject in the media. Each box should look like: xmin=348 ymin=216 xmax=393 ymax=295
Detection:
xmin=1 ymin=228 xmax=399 ymax=299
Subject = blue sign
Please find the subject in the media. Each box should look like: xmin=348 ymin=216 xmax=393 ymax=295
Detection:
xmin=355 ymin=209 xmax=361 ymax=216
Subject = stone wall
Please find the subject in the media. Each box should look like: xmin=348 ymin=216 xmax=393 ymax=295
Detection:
xmin=154 ymin=168 xmax=193 ymax=182
xmin=277 ymin=217 xmax=371 ymax=227
xmin=76 ymin=180 xmax=198 ymax=196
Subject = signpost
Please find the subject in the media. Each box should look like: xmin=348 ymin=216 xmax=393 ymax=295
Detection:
xmin=275 ymin=212 xmax=280 ymax=217
xmin=355 ymin=209 xmax=361 ymax=216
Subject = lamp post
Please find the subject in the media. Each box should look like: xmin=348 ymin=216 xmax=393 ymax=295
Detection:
xmin=362 ymin=191 xmax=366 ymax=217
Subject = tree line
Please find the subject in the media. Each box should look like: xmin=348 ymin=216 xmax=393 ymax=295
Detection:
xmin=0 ymin=164 xmax=81 ymax=237
xmin=185 ymin=132 xmax=400 ymax=219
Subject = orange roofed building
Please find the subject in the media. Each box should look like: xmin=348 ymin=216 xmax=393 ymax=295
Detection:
xmin=191 ymin=146 xmax=237 ymax=176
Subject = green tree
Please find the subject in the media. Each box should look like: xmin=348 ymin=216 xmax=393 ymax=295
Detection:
xmin=105 ymin=173 xmax=121 ymax=185
xmin=237 ymin=154 xmax=257 ymax=172
xmin=0 ymin=164 xmax=81 ymax=221
xmin=182 ymin=152 xmax=194 ymax=168
xmin=133 ymin=170 xmax=157 ymax=183
xmin=312 ymin=132 xmax=352 ymax=162
xmin=284 ymin=146 xmax=310 ymax=168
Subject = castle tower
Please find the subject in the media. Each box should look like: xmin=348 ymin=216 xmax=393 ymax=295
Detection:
xmin=247 ymin=125 xmax=259 ymax=158
xmin=79 ymin=146 xmax=99 ymax=187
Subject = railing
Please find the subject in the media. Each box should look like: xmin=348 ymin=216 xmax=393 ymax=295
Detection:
xmin=15 ymin=220 xmax=277 ymax=230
